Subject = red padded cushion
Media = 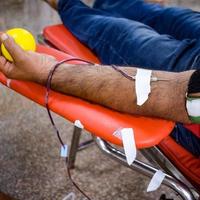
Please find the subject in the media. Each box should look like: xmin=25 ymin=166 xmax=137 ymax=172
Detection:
xmin=159 ymin=137 xmax=200 ymax=190
xmin=43 ymin=24 xmax=100 ymax=63
xmin=0 ymin=45 xmax=174 ymax=149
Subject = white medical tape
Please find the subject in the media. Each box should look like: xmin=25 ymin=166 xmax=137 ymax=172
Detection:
xmin=113 ymin=128 xmax=123 ymax=140
xmin=62 ymin=192 xmax=76 ymax=200
xmin=147 ymin=170 xmax=165 ymax=192
xmin=60 ymin=144 xmax=68 ymax=158
xmin=6 ymin=79 xmax=11 ymax=88
xmin=121 ymin=128 xmax=137 ymax=166
xmin=186 ymin=98 xmax=200 ymax=117
xmin=135 ymin=69 xmax=152 ymax=106
xmin=74 ymin=120 xmax=84 ymax=129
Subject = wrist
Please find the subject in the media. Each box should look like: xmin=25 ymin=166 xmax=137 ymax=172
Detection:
xmin=34 ymin=62 xmax=56 ymax=85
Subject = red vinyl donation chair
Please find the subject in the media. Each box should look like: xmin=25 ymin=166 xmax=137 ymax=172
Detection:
xmin=43 ymin=24 xmax=200 ymax=199
xmin=0 ymin=24 xmax=199 ymax=200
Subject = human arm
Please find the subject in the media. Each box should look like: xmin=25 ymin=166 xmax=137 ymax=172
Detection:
xmin=0 ymin=33 xmax=192 ymax=123
xmin=42 ymin=63 xmax=191 ymax=123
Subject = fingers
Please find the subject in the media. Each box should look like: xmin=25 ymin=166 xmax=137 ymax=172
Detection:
xmin=0 ymin=56 xmax=9 ymax=75
xmin=0 ymin=33 xmax=26 ymax=63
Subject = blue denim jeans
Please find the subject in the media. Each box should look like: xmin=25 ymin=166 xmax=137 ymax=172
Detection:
xmin=58 ymin=0 xmax=200 ymax=156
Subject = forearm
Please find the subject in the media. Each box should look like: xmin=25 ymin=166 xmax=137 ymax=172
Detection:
xmin=38 ymin=64 xmax=193 ymax=124
xmin=0 ymin=33 xmax=192 ymax=123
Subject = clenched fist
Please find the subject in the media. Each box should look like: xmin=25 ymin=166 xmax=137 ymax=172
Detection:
xmin=0 ymin=33 xmax=57 ymax=84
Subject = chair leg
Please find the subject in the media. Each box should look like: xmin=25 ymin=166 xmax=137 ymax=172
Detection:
xmin=68 ymin=125 xmax=82 ymax=169
xmin=95 ymin=137 xmax=197 ymax=200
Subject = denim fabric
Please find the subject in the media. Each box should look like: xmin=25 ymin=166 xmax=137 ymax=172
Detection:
xmin=58 ymin=0 xmax=200 ymax=156
xmin=172 ymin=124 xmax=200 ymax=157
xmin=94 ymin=0 xmax=200 ymax=40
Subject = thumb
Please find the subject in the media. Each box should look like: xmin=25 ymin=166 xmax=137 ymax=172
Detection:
xmin=0 ymin=33 xmax=25 ymax=62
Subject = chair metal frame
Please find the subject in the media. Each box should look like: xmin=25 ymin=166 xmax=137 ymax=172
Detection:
xmin=68 ymin=125 xmax=200 ymax=200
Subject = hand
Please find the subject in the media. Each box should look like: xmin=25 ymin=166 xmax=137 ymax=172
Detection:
xmin=0 ymin=33 xmax=57 ymax=84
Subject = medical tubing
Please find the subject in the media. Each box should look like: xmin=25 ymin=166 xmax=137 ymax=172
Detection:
xmin=111 ymin=65 xmax=134 ymax=81
xmin=45 ymin=59 xmax=136 ymax=200
xmin=45 ymin=58 xmax=95 ymax=147
xmin=66 ymin=158 xmax=91 ymax=200
xmin=45 ymin=58 xmax=94 ymax=200
xmin=46 ymin=61 xmax=136 ymax=148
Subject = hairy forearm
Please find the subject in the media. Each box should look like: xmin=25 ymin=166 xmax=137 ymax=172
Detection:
xmin=38 ymin=64 xmax=193 ymax=123
xmin=0 ymin=33 xmax=191 ymax=123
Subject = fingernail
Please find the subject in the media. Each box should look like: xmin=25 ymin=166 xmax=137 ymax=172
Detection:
xmin=1 ymin=33 xmax=8 ymax=41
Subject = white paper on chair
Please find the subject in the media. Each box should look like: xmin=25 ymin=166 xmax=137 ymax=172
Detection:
xmin=113 ymin=128 xmax=123 ymax=140
xmin=6 ymin=79 xmax=11 ymax=88
xmin=135 ymin=69 xmax=152 ymax=106
xmin=62 ymin=192 xmax=76 ymax=200
xmin=74 ymin=120 xmax=84 ymax=129
xmin=147 ymin=170 xmax=166 ymax=192
xmin=121 ymin=128 xmax=137 ymax=166
xmin=60 ymin=144 xmax=68 ymax=158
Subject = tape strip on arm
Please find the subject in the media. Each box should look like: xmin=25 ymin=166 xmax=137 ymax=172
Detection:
xmin=135 ymin=69 xmax=152 ymax=106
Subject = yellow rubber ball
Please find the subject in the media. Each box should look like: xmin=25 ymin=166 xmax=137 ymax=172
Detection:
xmin=1 ymin=28 xmax=36 ymax=62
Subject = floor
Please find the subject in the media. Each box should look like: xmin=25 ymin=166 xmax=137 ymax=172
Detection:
xmin=0 ymin=0 xmax=199 ymax=200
